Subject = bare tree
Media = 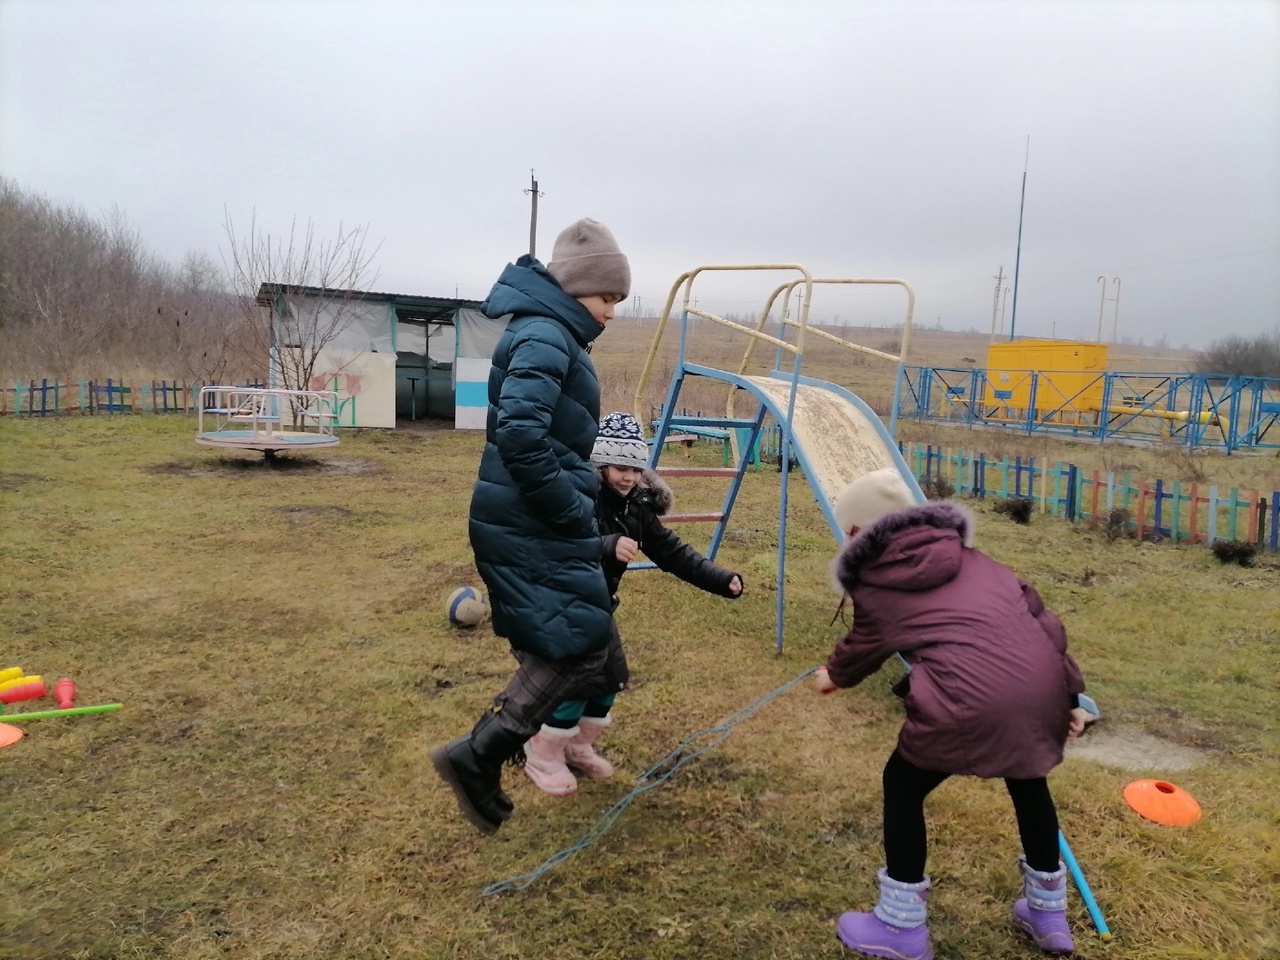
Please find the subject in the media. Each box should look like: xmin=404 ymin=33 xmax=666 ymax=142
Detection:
xmin=13 ymin=199 xmax=119 ymax=383
xmin=221 ymin=209 xmax=381 ymax=405
xmin=0 ymin=178 xmax=259 ymax=383
xmin=152 ymin=251 xmax=245 ymax=384
xmin=1195 ymin=331 xmax=1280 ymax=379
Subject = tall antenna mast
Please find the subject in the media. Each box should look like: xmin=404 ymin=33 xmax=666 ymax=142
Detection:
xmin=524 ymin=170 xmax=544 ymax=258
xmin=1009 ymin=137 xmax=1029 ymax=341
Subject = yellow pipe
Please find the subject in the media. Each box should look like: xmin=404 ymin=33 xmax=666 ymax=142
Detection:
xmin=1104 ymin=407 xmax=1216 ymax=425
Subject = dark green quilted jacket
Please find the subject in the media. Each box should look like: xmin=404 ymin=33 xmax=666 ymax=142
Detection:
xmin=467 ymin=256 xmax=613 ymax=660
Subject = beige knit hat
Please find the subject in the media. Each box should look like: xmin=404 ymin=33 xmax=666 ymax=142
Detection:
xmin=833 ymin=468 xmax=916 ymax=534
xmin=547 ymin=218 xmax=630 ymax=300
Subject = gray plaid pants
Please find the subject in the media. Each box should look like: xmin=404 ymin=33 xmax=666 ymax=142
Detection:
xmin=489 ymin=644 xmax=611 ymax=740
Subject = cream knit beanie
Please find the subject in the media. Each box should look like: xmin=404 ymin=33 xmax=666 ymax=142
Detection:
xmin=547 ymin=218 xmax=631 ymax=300
xmin=833 ymin=468 xmax=916 ymax=534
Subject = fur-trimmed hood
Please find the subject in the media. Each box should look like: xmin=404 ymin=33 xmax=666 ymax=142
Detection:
xmin=832 ymin=501 xmax=976 ymax=594
xmin=599 ymin=468 xmax=673 ymax=515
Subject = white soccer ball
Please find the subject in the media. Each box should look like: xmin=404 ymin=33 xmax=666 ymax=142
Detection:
xmin=447 ymin=586 xmax=488 ymax=628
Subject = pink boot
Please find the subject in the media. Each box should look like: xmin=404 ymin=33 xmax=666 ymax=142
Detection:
xmin=522 ymin=725 xmax=578 ymax=796
xmin=836 ymin=869 xmax=934 ymax=960
xmin=564 ymin=714 xmax=614 ymax=779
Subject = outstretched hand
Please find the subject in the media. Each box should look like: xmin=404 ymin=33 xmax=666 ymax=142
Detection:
xmin=728 ymin=575 xmax=743 ymax=597
xmin=615 ymin=536 xmax=639 ymax=563
xmin=1067 ymin=706 xmax=1092 ymax=739
xmin=814 ymin=666 xmax=838 ymax=695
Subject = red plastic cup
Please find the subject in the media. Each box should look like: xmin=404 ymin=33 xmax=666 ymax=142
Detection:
xmin=54 ymin=678 xmax=77 ymax=709
xmin=0 ymin=680 xmax=47 ymax=704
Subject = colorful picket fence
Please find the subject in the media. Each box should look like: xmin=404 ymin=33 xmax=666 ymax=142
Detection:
xmin=1 ymin=379 xmax=266 ymax=416
xmin=904 ymin=443 xmax=1278 ymax=551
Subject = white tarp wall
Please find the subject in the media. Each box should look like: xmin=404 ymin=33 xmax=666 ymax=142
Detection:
xmin=309 ymin=349 xmax=397 ymax=427
xmin=278 ymin=297 xmax=397 ymax=428
xmin=454 ymin=307 xmax=511 ymax=429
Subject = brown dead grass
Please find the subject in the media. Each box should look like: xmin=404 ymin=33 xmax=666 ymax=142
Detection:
xmin=0 ymin=382 xmax=1276 ymax=960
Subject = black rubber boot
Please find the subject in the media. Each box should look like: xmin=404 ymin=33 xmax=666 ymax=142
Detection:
xmin=430 ymin=711 xmax=523 ymax=834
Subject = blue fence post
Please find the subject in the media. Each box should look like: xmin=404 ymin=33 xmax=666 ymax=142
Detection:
xmin=1066 ymin=464 xmax=1078 ymax=520
xmin=1154 ymin=479 xmax=1165 ymax=537
xmin=1270 ymin=493 xmax=1278 ymax=551
xmin=977 ymin=453 xmax=986 ymax=499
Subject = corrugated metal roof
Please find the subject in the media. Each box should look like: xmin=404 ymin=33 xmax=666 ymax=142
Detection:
xmin=255 ymin=283 xmax=482 ymax=323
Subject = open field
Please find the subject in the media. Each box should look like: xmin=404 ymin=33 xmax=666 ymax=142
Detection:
xmin=593 ymin=314 xmax=1202 ymax=418
xmin=1 ymin=413 xmax=1277 ymax=960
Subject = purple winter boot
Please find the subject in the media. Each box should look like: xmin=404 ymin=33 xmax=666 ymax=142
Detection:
xmin=836 ymin=868 xmax=934 ymax=960
xmin=1012 ymin=857 xmax=1075 ymax=954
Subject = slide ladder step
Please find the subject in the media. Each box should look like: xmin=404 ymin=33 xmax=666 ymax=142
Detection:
xmin=665 ymin=512 xmax=724 ymax=523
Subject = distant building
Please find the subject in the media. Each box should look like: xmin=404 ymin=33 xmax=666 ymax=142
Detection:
xmin=256 ymin=284 xmax=509 ymax=428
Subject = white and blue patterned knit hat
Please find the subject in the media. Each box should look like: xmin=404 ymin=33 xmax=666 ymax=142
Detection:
xmin=591 ymin=412 xmax=649 ymax=471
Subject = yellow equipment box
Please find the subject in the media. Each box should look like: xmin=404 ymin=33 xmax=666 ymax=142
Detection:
xmin=984 ymin=339 xmax=1108 ymax=414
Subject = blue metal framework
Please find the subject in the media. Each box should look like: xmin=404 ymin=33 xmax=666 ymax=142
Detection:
xmin=633 ymin=266 xmax=922 ymax=651
xmin=896 ymin=366 xmax=1280 ymax=452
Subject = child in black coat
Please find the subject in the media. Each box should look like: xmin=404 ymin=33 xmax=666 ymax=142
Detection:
xmin=523 ymin=412 xmax=744 ymax=795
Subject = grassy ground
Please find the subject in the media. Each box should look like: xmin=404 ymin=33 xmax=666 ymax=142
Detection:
xmin=1 ymin=415 xmax=1277 ymax=960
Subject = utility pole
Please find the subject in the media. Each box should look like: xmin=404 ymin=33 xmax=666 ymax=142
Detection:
xmin=991 ymin=265 xmax=1005 ymax=340
xmin=1009 ymin=137 xmax=1029 ymax=341
xmin=524 ymin=170 xmax=544 ymax=258
xmin=1111 ymin=277 xmax=1122 ymax=343
xmin=1096 ymin=276 xmax=1107 ymax=341
xmin=1097 ymin=276 xmax=1122 ymax=342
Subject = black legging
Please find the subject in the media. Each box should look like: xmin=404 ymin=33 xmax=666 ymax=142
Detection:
xmin=882 ymin=749 xmax=1060 ymax=884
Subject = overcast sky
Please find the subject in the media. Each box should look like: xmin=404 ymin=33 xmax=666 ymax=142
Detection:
xmin=2 ymin=0 xmax=1277 ymax=349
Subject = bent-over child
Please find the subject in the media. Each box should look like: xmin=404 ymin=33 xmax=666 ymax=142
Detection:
xmin=813 ymin=468 xmax=1090 ymax=960
xmin=521 ymin=411 xmax=745 ymax=795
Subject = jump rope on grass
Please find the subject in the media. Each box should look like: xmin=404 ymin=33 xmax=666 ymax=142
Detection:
xmin=481 ymin=665 xmax=1111 ymax=942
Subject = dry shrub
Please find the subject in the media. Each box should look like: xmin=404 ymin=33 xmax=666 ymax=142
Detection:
xmin=920 ymin=475 xmax=955 ymax=500
xmin=1211 ymin=540 xmax=1258 ymax=567
xmin=1105 ymin=506 xmax=1132 ymax=542
xmin=993 ymin=496 xmax=1033 ymax=524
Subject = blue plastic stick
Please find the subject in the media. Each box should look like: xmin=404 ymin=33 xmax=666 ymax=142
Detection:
xmin=1059 ymin=830 xmax=1112 ymax=941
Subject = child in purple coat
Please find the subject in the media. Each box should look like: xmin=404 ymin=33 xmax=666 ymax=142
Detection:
xmin=814 ymin=468 xmax=1091 ymax=960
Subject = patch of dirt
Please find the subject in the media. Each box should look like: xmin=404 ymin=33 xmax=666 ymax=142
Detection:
xmin=144 ymin=456 xmax=380 ymax=477
xmin=275 ymin=505 xmax=354 ymax=526
xmin=0 ymin=472 xmax=50 ymax=490
xmin=1065 ymin=724 xmax=1207 ymax=771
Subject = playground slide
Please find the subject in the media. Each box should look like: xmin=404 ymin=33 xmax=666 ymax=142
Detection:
xmin=741 ymin=374 xmax=922 ymax=536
